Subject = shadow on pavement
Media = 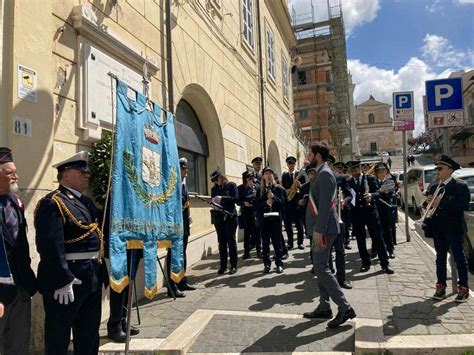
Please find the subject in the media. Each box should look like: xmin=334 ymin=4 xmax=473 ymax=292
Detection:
xmin=241 ymin=321 xmax=353 ymax=353
xmin=384 ymin=297 xmax=459 ymax=335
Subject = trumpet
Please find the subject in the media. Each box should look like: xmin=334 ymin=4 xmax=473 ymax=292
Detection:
xmin=419 ymin=183 xmax=445 ymax=224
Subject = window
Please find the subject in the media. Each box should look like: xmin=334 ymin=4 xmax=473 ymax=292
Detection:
xmin=175 ymin=100 xmax=208 ymax=194
xmin=299 ymin=109 xmax=309 ymax=119
xmin=368 ymin=113 xmax=375 ymax=124
xmin=297 ymin=70 xmax=307 ymax=85
xmin=266 ymin=26 xmax=275 ymax=80
xmin=242 ymin=0 xmax=254 ymax=49
xmin=325 ymin=70 xmax=332 ymax=83
xmin=282 ymin=56 xmax=289 ymax=100
xmin=369 ymin=141 xmax=377 ymax=152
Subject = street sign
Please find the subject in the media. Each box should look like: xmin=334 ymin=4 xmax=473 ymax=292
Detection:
xmin=393 ymin=91 xmax=414 ymax=121
xmin=393 ymin=120 xmax=414 ymax=131
xmin=428 ymin=111 xmax=465 ymax=128
xmin=425 ymin=78 xmax=463 ymax=112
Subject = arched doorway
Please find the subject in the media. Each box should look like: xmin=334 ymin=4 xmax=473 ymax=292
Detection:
xmin=267 ymin=141 xmax=282 ymax=177
xmin=176 ymin=84 xmax=224 ymax=194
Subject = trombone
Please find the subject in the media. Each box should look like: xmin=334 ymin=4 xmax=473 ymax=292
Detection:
xmin=419 ymin=183 xmax=445 ymax=225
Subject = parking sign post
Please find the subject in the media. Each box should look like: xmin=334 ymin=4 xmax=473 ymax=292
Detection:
xmin=393 ymin=91 xmax=414 ymax=243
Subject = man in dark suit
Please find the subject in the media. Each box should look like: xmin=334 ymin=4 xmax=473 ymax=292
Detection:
xmin=344 ymin=161 xmax=394 ymax=274
xmin=0 ymin=147 xmax=37 ymax=355
xmin=303 ymin=144 xmax=356 ymax=328
xmin=251 ymin=157 xmax=263 ymax=184
xmin=425 ymin=155 xmax=470 ymax=302
xmin=282 ymin=156 xmax=305 ymax=250
xmin=35 ymin=151 xmax=106 ymax=354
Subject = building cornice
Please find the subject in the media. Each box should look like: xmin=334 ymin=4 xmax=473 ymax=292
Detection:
xmin=265 ymin=0 xmax=296 ymax=49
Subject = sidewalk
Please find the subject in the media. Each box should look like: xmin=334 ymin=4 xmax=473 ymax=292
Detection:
xmin=98 ymin=218 xmax=474 ymax=354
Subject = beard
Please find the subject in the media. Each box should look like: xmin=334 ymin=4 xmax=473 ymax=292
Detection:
xmin=9 ymin=182 xmax=19 ymax=193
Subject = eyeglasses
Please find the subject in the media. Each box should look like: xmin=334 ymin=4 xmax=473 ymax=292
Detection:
xmin=0 ymin=170 xmax=17 ymax=177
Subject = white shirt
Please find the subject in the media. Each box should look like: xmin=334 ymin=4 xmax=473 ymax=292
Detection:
xmin=441 ymin=177 xmax=453 ymax=186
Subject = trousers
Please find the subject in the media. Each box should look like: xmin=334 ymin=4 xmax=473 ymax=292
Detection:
xmin=0 ymin=288 xmax=31 ymax=355
xmin=312 ymin=233 xmax=350 ymax=312
xmin=262 ymin=216 xmax=284 ymax=267
xmin=215 ymin=217 xmax=238 ymax=269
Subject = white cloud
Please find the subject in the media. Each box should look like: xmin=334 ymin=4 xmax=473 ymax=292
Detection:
xmin=454 ymin=0 xmax=474 ymax=4
xmin=288 ymin=0 xmax=380 ymax=35
xmin=426 ymin=0 xmax=442 ymax=13
xmin=348 ymin=57 xmax=451 ymax=135
xmin=421 ymin=34 xmax=474 ymax=68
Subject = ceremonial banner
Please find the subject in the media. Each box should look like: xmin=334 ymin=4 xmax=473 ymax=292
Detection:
xmin=110 ymin=80 xmax=184 ymax=299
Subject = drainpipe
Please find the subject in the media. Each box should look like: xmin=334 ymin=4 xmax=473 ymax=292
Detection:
xmin=166 ymin=0 xmax=174 ymax=114
xmin=256 ymin=0 xmax=266 ymax=163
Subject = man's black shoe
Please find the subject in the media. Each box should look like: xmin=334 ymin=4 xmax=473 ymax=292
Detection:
xmin=360 ymin=265 xmax=370 ymax=273
xmin=178 ymin=282 xmax=196 ymax=291
xmin=229 ymin=267 xmax=238 ymax=275
xmin=217 ymin=267 xmax=227 ymax=275
xmin=282 ymin=253 xmax=289 ymax=260
xmin=167 ymin=288 xmax=185 ymax=298
xmin=382 ymin=266 xmax=394 ymax=274
xmin=303 ymin=309 xmax=333 ymax=319
xmin=107 ymin=328 xmax=127 ymax=343
xmin=327 ymin=307 xmax=356 ymax=328
xmin=298 ymin=244 xmax=305 ymax=250
xmin=339 ymin=280 xmax=353 ymax=289
xmin=287 ymin=244 xmax=294 ymax=250
xmin=388 ymin=252 xmax=395 ymax=259
xmin=120 ymin=321 xmax=140 ymax=336
xmin=256 ymin=251 xmax=263 ymax=259
xmin=242 ymin=253 xmax=251 ymax=260
xmin=344 ymin=244 xmax=352 ymax=250
xmin=263 ymin=265 xmax=271 ymax=274
xmin=276 ymin=266 xmax=283 ymax=274
xmin=370 ymin=251 xmax=377 ymax=259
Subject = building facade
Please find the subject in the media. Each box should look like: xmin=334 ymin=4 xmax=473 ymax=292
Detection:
xmin=355 ymin=95 xmax=403 ymax=156
xmin=291 ymin=2 xmax=353 ymax=162
xmin=0 ymin=0 xmax=303 ymax=350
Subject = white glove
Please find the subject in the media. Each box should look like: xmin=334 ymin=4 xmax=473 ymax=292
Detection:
xmin=53 ymin=278 xmax=82 ymax=305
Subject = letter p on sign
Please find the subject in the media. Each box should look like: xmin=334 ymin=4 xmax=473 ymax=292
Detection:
xmin=434 ymin=84 xmax=454 ymax=106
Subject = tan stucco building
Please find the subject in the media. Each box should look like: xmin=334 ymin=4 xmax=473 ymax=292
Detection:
xmin=0 ymin=0 xmax=303 ymax=351
xmin=355 ymin=95 xmax=403 ymax=156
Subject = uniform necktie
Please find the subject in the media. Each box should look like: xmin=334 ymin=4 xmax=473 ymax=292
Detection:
xmin=2 ymin=197 xmax=19 ymax=241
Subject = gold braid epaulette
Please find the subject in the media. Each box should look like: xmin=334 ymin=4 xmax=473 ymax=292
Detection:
xmin=51 ymin=194 xmax=104 ymax=262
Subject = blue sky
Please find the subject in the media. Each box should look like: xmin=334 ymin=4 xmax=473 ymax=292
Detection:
xmin=288 ymin=0 xmax=474 ymax=134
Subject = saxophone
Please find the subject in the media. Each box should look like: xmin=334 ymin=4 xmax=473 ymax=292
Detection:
xmin=287 ymin=169 xmax=305 ymax=201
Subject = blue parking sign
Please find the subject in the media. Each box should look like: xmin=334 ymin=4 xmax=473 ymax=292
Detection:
xmin=395 ymin=93 xmax=412 ymax=109
xmin=425 ymin=78 xmax=463 ymax=112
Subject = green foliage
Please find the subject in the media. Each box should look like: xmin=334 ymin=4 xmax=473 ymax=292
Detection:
xmin=88 ymin=133 xmax=112 ymax=207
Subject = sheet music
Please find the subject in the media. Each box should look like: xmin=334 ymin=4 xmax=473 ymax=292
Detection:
xmin=350 ymin=188 xmax=356 ymax=206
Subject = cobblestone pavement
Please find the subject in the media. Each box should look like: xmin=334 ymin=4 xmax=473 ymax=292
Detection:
xmin=188 ymin=314 xmax=354 ymax=353
xmin=100 ymin=221 xmax=474 ymax=351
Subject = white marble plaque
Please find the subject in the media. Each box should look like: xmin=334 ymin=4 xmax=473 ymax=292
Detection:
xmin=80 ymin=39 xmax=144 ymax=127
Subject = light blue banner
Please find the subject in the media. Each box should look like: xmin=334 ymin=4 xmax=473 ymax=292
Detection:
xmin=110 ymin=80 xmax=184 ymax=299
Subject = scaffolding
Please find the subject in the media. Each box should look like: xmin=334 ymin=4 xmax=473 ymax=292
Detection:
xmin=291 ymin=0 xmax=352 ymax=161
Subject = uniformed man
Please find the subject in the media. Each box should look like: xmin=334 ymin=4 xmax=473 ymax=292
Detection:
xmin=344 ymin=160 xmax=394 ymax=274
xmin=166 ymin=158 xmax=197 ymax=297
xmin=210 ymin=169 xmax=239 ymax=274
xmin=35 ymin=151 xmax=106 ymax=354
xmin=0 ymin=147 xmax=37 ymax=355
xmin=251 ymin=157 xmax=263 ymax=184
xmin=238 ymin=170 xmax=261 ymax=259
xmin=425 ymin=155 xmax=470 ymax=302
xmin=373 ymin=162 xmax=395 ymax=259
xmin=333 ymin=162 xmax=351 ymax=249
xmin=281 ymin=156 xmax=305 ymax=250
